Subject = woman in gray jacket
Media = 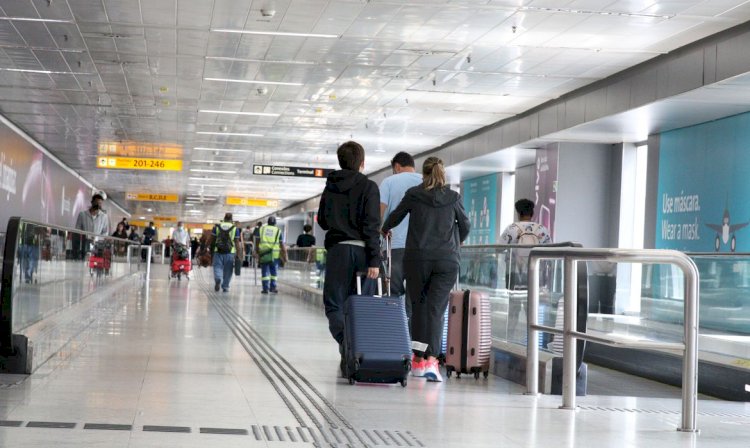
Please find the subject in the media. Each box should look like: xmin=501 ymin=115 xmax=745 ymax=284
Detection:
xmin=382 ymin=156 xmax=470 ymax=382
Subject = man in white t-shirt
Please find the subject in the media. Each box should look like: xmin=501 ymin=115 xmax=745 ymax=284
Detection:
xmin=501 ymin=198 xmax=552 ymax=337
xmin=500 ymin=198 xmax=552 ymax=245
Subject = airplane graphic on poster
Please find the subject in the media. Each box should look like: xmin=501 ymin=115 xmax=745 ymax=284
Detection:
xmin=705 ymin=200 xmax=749 ymax=252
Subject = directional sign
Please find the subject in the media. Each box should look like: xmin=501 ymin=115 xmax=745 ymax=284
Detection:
xmin=98 ymin=141 xmax=183 ymax=158
xmin=252 ymin=164 xmax=332 ymax=178
xmin=126 ymin=193 xmax=179 ymax=203
xmin=226 ymin=197 xmax=279 ymax=207
xmin=153 ymin=216 xmax=177 ymax=222
xmin=97 ymin=157 xmax=183 ymax=171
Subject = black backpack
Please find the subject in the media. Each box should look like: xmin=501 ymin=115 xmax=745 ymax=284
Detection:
xmin=215 ymin=225 xmax=234 ymax=254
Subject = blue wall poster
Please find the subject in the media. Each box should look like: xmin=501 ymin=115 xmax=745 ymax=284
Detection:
xmin=656 ymin=111 xmax=750 ymax=252
xmin=463 ymin=173 xmax=498 ymax=245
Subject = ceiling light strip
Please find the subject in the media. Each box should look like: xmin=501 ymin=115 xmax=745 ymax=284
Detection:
xmin=206 ymin=56 xmax=315 ymax=65
xmin=0 ymin=17 xmax=74 ymax=23
xmin=517 ymin=6 xmax=672 ymax=19
xmin=0 ymin=67 xmax=94 ymax=75
xmin=189 ymin=169 xmax=237 ymax=174
xmin=204 ymin=77 xmax=302 ymax=87
xmin=196 ymin=132 xmax=264 ymax=137
xmin=193 ymin=147 xmax=253 ymax=152
xmin=212 ymin=29 xmax=339 ymax=39
xmin=191 ymin=160 xmax=244 ymax=164
xmin=198 ymin=109 xmax=280 ymax=117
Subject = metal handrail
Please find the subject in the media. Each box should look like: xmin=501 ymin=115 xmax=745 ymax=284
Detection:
xmin=525 ymin=247 xmax=700 ymax=433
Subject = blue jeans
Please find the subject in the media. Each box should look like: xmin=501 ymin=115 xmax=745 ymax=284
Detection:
xmin=213 ymin=253 xmax=235 ymax=290
xmin=261 ymin=259 xmax=278 ymax=291
xmin=20 ymin=245 xmax=37 ymax=282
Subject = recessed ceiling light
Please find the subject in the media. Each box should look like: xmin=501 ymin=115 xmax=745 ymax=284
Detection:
xmin=206 ymin=56 xmax=316 ymax=65
xmin=0 ymin=17 xmax=74 ymax=23
xmin=191 ymin=160 xmax=244 ymax=164
xmin=212 ymin=29 xmax=339 ymax=39
xmin=204 ymin=77 xmax=303 ymax=87
xmin=189 ymin=168 xmax=237 ymax=174
xmin=146 ymin=208 xmax=153 ymax=212
xmin=196 ymin=131 xmax=264 ymax=137
xmin=199 ymin=109 xmax=280 ymax=117
xmin=139 ymin=216 xmax=146 ymax=219
xmin=193 ymin=147 xmax=253 ymax=153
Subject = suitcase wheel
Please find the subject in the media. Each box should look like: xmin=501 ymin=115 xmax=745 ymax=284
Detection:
xmin=400 ymin=379 xmax=407 ymax=388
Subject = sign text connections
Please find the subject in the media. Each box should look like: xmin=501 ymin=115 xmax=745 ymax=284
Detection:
xmin=252 ymin=165 xmax=332 ymax=178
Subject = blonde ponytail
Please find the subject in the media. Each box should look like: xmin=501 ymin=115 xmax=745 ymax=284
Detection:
xmin=422 ymin=156 xmax=446 ymax=190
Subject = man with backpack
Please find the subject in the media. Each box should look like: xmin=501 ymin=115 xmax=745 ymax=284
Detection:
xmin=500 ymin=198 xmax=552 ymax=244
xmin=500 ymin=198 xmax=552 ymax=336
xmin=257 ymin=216 xmax=285 ymax=294
xmin=212 ymin=213 xmax=241 ymax=292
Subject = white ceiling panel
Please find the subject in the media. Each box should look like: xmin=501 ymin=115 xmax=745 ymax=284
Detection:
xmin=0 ymin=0 xmax=746 ymax=221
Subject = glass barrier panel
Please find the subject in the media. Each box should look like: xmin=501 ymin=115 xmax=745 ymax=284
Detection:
xmin=458 ymin=245 xmax=566 ymax=352
xmin=637 ymin=255 xmax=750 ymax=364
xmin=280 ymin=247 xmax=326 ymax=291
xmin=11 ymin=219 xmax=138 ymax=333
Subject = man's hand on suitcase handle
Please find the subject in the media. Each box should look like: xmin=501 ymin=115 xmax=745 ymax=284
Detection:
xmin=367 ymin=267 xmax=379 ymax=279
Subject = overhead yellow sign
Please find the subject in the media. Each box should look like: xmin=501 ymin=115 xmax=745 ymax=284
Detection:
xmin=226 ymin=197 xmax=279 ymax=207
xmin=97 ymin=157 xmax=183 ymax=171
xmin=153 ymin=216 xmax=178 ymax=222
xmin=126 ymin=193 xmax=179 ymax=203
xmin=185 ymin=223 xmax=215 ymax=230
xmin=98 ymin=141 xmax=183 ymax=158
xmin=129 ymin=220 xmax=149 ymax=227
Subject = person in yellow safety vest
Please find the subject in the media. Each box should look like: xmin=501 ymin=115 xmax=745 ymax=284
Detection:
xmin=257 ymin=216 xmax=286 ymax=294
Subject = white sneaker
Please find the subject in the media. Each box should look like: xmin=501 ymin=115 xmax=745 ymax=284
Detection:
xmin=411 ymin=357 xmax=426 ymax=377
xmin=423 ymin=359 xmax=443 ymax=382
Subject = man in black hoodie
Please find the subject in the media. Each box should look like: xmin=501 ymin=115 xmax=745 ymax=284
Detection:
xmin=317 ymin=141 xmax=381 ymax=370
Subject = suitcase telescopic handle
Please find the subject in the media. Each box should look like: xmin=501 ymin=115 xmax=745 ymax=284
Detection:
xmin=385 ymin=235 xmax=392 ymax=297
xmin=355 ymin=273 xmax=383 ymax=297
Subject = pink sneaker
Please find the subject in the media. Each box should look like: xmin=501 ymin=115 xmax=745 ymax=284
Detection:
xmin=411 ymin=356 xmax=426 ymax=377
xmin=423 ymin=359 xmax=443 ymax=382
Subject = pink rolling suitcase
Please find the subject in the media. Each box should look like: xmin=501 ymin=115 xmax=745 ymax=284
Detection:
xmin=445 ymin=289 xmax=492 ymax=379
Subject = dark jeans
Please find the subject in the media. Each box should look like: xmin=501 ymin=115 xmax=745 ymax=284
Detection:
xmin=389 ymin=248 xmax=411 ymax=328
xmin=323 ymin=244 xmax=375 ymax=345
xmin=588 ymin=274 xmax=616 ymax=314
xmin=405 ymin=258 xmax=458 ymax=358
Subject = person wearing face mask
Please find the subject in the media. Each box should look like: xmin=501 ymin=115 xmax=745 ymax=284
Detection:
xmin=172 ymin=221 xmax=189 ymax=247
xmin=74 ymin=193 xmax=110 ymax=260
xmin=75 ymin=193 xmax=110 ymax=236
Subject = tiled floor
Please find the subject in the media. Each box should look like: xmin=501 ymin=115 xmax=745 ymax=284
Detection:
xmin=0 ymin=264 xmax=747 ymax=447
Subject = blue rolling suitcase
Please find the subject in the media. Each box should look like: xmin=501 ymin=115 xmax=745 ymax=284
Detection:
xmin=343 ymin=275 xmax=411 ymax=387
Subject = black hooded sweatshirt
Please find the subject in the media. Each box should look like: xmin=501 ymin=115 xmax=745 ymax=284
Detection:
xmin=382 ymin=185 xmax=470 ymax=264
xmin=317 ymin=169 xmax=381 ymax=268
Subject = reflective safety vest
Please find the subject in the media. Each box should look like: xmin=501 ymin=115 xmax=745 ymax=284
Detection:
xmin=315 ymin=248 xmax=326 ymax=263
xmin=258 ymin=225 xmax=281 ymax=261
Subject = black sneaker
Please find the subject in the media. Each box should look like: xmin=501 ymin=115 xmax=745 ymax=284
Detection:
xmin=270 ymin=289 xmax=278 ymax=294
xmin=214 ymin=280 xmax=220 ymax=291
xmin=261 ymin=290 xmax=269 ymax=295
